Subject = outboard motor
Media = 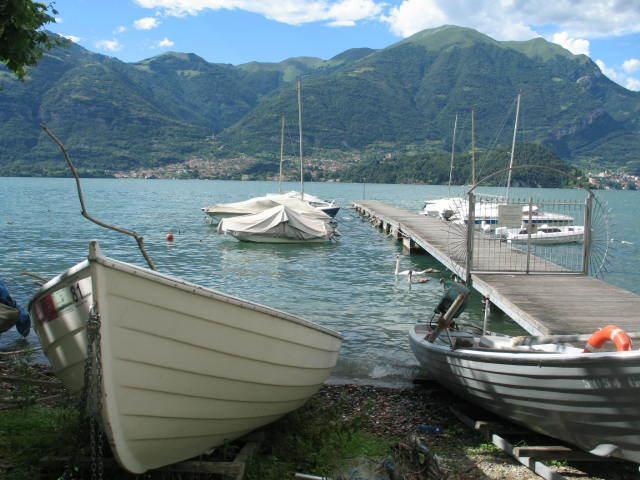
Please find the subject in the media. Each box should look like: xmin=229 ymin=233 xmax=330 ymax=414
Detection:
xmin=427 ymin=281 xmax=470 ymax=342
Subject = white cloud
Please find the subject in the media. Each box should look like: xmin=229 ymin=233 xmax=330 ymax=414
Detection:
xmin=381 ymin=0 xmax=640 ymax=40
xmin=135 ymin=0 xmax=381 ymax=27
xmin=622 ymin=58 xmax=640 ymax=74
xmin=596 ymin=59 xmax=620 ymax=81
xmin=625 ymin=77 xmax=640 ymax=91
xmin=95 ymin=39 xmax=122 ymax=52
xmin=157 ymin=37 xmax=175 ymax=47
xmin=114 ymin=25 xmax=127 ymax=34
xmin=55 ymin=17 xmax=63 ymax=23
xmin=596 ymin=59 xmax=640 ymax=91
xmin=550 ymin=32 xmax=589 ymax=56
xmin=381 ymin=0 xmax=537 ymax=40
xmin=134 ymin=16 xmax=160 ymax=30
xmin=61 ymin=34 xmax=81 ymax=43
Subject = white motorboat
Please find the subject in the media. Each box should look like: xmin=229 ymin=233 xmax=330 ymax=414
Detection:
xmin=495 ymin=224 xmax=584 ymax=244
xmin=29 ymin=241 xmax=342 ymax=473
xmin=449 ymin=201 xmax=575 ymax=229
xmin=410 ymin=283 xmax=640 ymax=464
xmin=218 ymin=204 xmax=337 ymax=243
xmin=420 ymin=197 xmax=464 ymax=218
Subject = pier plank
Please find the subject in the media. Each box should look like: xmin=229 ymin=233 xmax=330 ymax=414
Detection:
xmin=354 ymin=200 xmax=640 ymax=335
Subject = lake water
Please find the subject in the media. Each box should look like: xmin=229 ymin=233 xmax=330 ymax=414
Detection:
xmin=1 ymin=178 xmax=639 ymax=385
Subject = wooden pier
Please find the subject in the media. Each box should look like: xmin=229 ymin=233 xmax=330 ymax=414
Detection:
xmin=354 ymin=200 xmax=640 ymax=336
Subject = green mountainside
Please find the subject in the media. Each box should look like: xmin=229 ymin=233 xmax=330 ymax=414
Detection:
xmin=1 ymin=26 xmax=639 ymax=179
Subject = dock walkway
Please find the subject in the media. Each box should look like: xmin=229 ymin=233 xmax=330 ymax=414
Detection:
xmin=354 ymin=200 xmax=640 ymax=336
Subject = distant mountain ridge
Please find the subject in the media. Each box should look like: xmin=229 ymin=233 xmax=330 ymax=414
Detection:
xmin=0 ymin=25 xmax=638 ymax=177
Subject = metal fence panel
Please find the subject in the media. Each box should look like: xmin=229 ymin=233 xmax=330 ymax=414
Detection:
xmin=462 ymin=193 xmax=587 ymax=274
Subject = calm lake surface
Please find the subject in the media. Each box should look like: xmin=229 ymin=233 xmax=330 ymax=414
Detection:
xmin=1 ymin=178 xmax=639 ymax=384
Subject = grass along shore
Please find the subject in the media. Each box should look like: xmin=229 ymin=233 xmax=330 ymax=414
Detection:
xmin=0 ymin=354 xmax=638 ymax=479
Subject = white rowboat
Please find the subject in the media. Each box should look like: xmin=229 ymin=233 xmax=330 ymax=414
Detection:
xmin=29 ymin=241 xmax=342 ymax=473
xmin=410 ymin=325 xmax=640 ymax=464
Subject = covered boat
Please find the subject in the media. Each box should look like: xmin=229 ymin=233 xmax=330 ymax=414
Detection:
xmin=270 ymin=191 xmax=340 ymax=218
xmin=202 ymin=196 xmax=280 ymax=221
xmin=217 ymin=204 xmax=337 ymax=243
xmin=410 ymin=284 xmax=640 ymax=464
xmin=203 ymin=194 xmax=337 ymax=222
xmin=29 ymin=241 xmax=342 ymax=473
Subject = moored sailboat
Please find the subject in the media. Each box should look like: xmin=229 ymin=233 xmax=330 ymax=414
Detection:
xmin=217 ymin=204 xmax=337 ymax=243
xmin=202 ymin=82 xmax=339 ymax=222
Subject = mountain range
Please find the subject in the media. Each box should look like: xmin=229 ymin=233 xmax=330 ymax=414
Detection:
xmin=1 ymin=25 xmax=639 ymax=179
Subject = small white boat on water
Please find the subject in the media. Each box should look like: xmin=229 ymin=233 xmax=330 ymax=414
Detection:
xmin=202 ymin=195 xmax=280 ymax=221
xmin=452 ymin=202 xmax=575 ymax=230
xmin=495 ymin=224 xmax=584 ymax=244
xmin=217 ymin=204 xmax=337 ymax=243
xmin=29 ymin=241 xmax=342 ymax=473
xmin=270 ymin=191 xmax=340 ymax=218
xmin=410 ymin=284 xmax=640 ymax=464
xmin=420 ymin=197 xmax=464 ymax=218
xmin=202 ymin=194 xmax=333 ymax=223
xmin=202 ymin=83 xmax=339 ymax=223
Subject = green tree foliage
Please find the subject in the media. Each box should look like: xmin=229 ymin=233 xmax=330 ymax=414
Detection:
xmin=341 ymin=143 xmax=577 ymax=187
xmin=0 ymin=0 xmax=57 ymax=79
xmin=0 ymin=25 xmax=638 ymax=177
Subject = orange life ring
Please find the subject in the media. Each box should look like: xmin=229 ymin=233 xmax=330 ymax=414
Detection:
xmin=584 ymin=325 xmax=632 ymax=352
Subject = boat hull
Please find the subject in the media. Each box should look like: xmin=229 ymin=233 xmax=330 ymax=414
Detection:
xmin=227 ymin=232 xmax=330 ymax=243
xmin=320 ymin=206 xmax=340 ymax=218
xmin=409 ymin=325 xmax=640 ymax=464
xmin=30 ymin=243 xmax=341 ymax=473
xmin=508 ymin=232 xmax=583 ymax=245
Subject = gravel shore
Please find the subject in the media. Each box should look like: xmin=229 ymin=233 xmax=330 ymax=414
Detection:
xmin=1 ymin=355 xmax=638 ymax=479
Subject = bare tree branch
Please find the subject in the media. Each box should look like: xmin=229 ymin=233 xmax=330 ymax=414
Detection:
xmin=40 ymin=124 xmax=157 ymax=271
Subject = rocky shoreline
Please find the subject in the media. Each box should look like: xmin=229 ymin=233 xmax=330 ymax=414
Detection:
xmin=0 ymin=355 xmax=637 ymax=479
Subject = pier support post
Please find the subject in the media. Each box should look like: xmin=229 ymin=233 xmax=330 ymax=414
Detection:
xmin=583 ymin=191 xmax=594 ymax=275
xmin=465 ymin=192 xmax=475 ymax=285
xmin=402 ymin=236 xmax=421 ymax=253
xmin=482 ymin=297 xmax=491 ymax=335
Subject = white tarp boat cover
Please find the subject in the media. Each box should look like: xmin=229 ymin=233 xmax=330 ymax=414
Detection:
xmin=202 ymin=196 xmax=279 ymax=216
xmin=269 ymin=191 xmax=331 ymax=206
xmin=217 ymin=204 xmax=335 ymax=241
xmin=203 ymin=194 xmax=330 ymax=220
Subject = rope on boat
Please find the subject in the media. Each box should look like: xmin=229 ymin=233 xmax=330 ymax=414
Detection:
xmin=20 ymin=271 xmax=47 ymax=285
xmin=0 ymin=346 xmax=42 ymax=356
xmin=40 ymin=124 xmax=157 ymax=271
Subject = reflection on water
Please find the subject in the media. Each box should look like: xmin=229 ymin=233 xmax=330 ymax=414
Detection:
xmin=1 ymin=178 xmax=638 ymax=384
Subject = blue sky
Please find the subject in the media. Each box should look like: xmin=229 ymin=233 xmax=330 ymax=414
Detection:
xmin=49 ymin=0 xmax=640 ymax=90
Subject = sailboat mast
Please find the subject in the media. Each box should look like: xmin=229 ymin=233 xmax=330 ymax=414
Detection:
xmin=506 ymin=92 xmax=522 ymax=201
xmin=297 ymin=79 xmax=304 ymax=200
xmin=448 ymin=113 xmax=458 ymax=196
xmin=471 ymin=107 xmax=476 ymax=186
xmin=279 ymin=113 xmax=285 ymax=193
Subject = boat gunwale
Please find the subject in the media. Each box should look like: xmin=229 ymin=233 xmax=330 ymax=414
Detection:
xmin=29 ymin=246 xmax=342 ymax=340
xmin=409 ymin=327 xmax=640 ymax=365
